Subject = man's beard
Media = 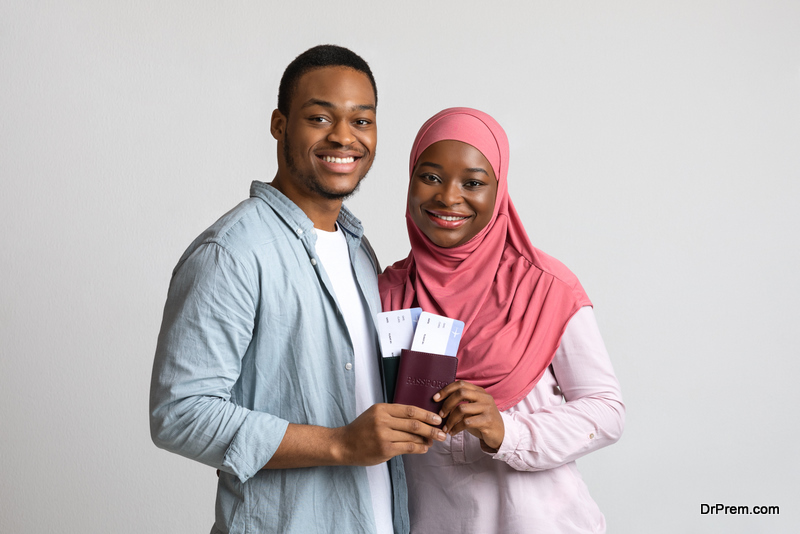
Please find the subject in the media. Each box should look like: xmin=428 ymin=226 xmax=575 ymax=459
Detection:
xmin=283 ymin=132 xmax=369 ymax=201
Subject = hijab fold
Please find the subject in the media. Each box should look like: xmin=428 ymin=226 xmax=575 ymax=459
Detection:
xmin=379 ymin=108 xmax=591 ymax=411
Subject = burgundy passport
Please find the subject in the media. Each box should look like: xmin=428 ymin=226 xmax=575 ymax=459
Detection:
xmin=392 ymin=349 xmax=458 ymax=417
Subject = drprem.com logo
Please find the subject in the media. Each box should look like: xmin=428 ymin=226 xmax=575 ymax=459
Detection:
xmin=700 ymin=504 xmax=780 ymax=515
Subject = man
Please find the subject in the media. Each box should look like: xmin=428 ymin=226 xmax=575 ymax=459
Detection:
xmin=150 ymin=45 xmax=444 ymax=534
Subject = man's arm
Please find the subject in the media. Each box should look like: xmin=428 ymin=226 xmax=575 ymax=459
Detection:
xmin=151 ymin=241 xmax=444 ymax=480
xmin=150 ymin=242 xmax=284 ymax=482
xmin=264 ymin=404 xmax=445 ymax=469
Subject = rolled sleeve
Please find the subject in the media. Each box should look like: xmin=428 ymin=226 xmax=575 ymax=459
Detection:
xmin=223 ymin=411 xmax=289 ymax=482
xmin=150 ymin=241 xmax=288 ymax=478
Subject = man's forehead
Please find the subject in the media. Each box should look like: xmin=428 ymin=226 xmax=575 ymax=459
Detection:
xmin=293 ymin=66 xmax=376 ymax=109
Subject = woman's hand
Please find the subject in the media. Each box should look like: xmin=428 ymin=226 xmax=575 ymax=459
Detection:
xmin=434 ymin=381 xmax=505 ymax=452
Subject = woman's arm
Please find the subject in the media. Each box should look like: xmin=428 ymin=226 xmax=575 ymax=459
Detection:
xmin=492 ymin=306 xmax=625 ymax=471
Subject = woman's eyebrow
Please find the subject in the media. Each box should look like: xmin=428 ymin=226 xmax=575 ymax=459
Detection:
xmin=417 ymin=161 xmax=443 ymax=170
xmin=417 ymin=162 xmax=490 ymax=175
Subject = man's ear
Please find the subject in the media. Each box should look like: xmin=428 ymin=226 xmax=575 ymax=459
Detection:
xmin=270 ymin=109 xmax=286 ymax=140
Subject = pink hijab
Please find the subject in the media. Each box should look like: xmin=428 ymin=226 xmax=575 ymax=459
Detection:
xmin=379 ymin=107 xmax=592 ymax=411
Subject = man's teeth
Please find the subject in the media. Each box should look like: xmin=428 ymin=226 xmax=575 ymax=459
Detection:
xmin=434 ymin=214 xmax=467 ymax=221
xmin=322 ymin=156 xmax=355 ymax=163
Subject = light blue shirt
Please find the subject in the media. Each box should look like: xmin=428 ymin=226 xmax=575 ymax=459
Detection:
xmin=150 ymin=181 xmax=408 ymax=534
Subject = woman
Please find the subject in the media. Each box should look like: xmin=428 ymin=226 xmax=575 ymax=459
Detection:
xmin=379 ymin=108 xmax=625 ymax=533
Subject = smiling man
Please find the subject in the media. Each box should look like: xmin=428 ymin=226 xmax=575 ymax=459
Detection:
xmin=150 ymin=45 xmax=444 ymax=534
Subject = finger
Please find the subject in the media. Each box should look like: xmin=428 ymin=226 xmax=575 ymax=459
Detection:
xmin=393 ymin=417 xmax=447 ymax=441
xmin=439 ymin=389 xmax=491 ymax=419
xmin=389 ymin=403 xmax=443 ymax=427
xmin=433 ymin=380 xmax=478 ymax=402
xmin=448 ymin=411 xmax=493 ymax=437
xmin=442 ymin=401 xmax=491 ymax=433
xmin=385 ymin=429 xmax=432 ymax=445
xmin=391 ymin=440 xmax=431 ymax=456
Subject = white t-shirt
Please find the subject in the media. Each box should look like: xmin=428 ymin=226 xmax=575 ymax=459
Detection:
xmin=314 ymin=225 xmax=393 ymax=534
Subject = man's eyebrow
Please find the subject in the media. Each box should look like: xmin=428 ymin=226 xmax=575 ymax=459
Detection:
xmin=300 ymin=99 xmax=376 ymax=112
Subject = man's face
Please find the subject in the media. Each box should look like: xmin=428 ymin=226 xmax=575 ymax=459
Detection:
xmin=272 ymin=66 xmax=377 ymax=201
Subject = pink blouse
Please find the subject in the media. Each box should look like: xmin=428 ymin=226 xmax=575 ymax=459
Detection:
xmin=403 ymin=306 xmax=625 ymax=533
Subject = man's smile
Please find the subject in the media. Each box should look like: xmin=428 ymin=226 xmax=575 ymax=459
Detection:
xmin=320 ymin=156 xmax=355 ymax=163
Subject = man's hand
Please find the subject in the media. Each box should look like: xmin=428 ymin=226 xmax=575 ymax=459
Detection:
xmin=333 ymin=403 xmax=445 ymax=466
xmin=434 ymin=381 xmax=505 ymax=452
xmin=264 ymin=404 xmax=444 ymax=469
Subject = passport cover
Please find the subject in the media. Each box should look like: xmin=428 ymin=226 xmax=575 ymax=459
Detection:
xmin=392 ymin=349 xmax=458 ymax=418
xmin=382 ymin=355 xmax=401 ymax=403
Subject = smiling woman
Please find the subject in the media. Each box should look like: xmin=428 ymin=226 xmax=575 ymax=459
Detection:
xmin=379 ymin=108 xmax=625 ymax=533
xmin=408 ymin=140 xmax=497 ymax=248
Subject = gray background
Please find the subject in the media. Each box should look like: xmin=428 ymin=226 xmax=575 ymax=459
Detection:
xmin=2 ymin=1 xmax=798 ymax=532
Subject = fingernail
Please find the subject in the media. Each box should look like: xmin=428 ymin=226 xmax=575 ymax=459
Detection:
xmin=433 ymin=415 xmax=442 ymax=425
xmin=442 ymin=426 xmax=448 ymax=433
xmin=433 ymin=393 xmax=440 ymax=401
xmin=437 ymin=431 xmax=446 ymax=440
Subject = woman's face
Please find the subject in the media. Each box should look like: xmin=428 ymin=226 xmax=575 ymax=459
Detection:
xmin=408 ymin=140 xmax=498 ymax=248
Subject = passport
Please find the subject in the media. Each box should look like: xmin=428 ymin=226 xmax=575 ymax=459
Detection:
xmin=392 ymin=348 xmax=458 ymax=422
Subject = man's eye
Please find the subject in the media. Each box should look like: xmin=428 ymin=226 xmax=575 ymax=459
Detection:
xmin=354 ymin=119 xmax=371 ymax=126
xmin=309 ymin=116 xmax=330 ymax=123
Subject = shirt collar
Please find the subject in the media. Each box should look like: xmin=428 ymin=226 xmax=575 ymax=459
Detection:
xmin=249 ymin=180 xmax=363 ymax=239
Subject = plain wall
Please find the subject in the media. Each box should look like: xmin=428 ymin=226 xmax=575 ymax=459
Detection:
xmin=2 ymin=1 xmax=798 ymax=532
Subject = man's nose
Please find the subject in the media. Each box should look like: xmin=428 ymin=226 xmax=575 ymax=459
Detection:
xmin=327 ymin=120 xmax=355 ymax=146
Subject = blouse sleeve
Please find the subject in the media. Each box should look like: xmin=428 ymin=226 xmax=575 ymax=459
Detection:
xmin=491 ymin=306 xmax=625 ymax=471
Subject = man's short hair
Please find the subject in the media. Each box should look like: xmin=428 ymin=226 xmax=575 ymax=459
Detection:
xmin=277 ymin=44 xmax=377 ymax=116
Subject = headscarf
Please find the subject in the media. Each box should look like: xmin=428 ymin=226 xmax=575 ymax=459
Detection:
xmin=379 ymin=107 xmax=592 ymax=411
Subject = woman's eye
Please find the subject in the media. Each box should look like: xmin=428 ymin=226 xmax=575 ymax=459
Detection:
xmin=465 ymin=180 xmax=485 ymax=188
xmin=419 ymin=173 xmax=441 ymax=183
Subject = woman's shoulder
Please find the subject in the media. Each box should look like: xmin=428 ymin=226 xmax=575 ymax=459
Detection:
xmin=377 ymin=255 xmax=413 ymax=288
xmin=505 ymin=242 xmax=586 ymax=295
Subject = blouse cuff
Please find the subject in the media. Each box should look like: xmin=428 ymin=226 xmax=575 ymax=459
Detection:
xmin=488 ymin=411 xmax=520 ymax=463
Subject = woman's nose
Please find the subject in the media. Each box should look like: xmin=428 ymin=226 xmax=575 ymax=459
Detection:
xmin=435 ymin=180 xmax=460 ymax=206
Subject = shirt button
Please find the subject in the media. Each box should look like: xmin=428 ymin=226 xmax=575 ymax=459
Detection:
xmin=345 ymin=363 xmax=353 ymax=371
xmin=589 ymin=433 xmax=595 ymax=439
xmin=296 ymin=228 xmax=303 ymax=235
xmin=310 ymin=258 xmax=317 ymax=266
xmin=311 ymin=228 xmax=317 ymax=235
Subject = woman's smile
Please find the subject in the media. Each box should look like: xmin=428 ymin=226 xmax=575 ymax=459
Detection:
xmin=425 ymin=209 xmax=471 ymax=228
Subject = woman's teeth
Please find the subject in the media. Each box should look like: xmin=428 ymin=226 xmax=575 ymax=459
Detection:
xmin=322 ymin=156 xmax=355 ymax=163
xmin=433 ymin=214 xmax=467 ymax=221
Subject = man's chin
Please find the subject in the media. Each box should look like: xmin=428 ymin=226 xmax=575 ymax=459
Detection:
xmin=309 ymin=175 xmax=366 ymax=201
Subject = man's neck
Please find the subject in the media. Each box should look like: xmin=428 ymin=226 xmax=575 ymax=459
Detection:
xmin=269 ymin=177 xmax=342 ymax=232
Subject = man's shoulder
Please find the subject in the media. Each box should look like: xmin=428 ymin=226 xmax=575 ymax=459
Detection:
xmin=174 ymin=194 xmax=286 ymax=272
xmin=202 ymin=197 xmax=280 ymax=249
